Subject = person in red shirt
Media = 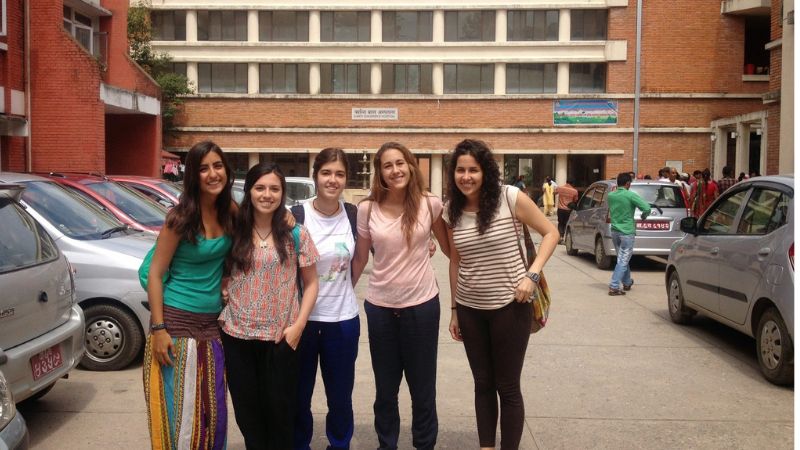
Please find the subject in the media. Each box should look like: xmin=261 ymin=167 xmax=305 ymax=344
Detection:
xmin=690 ymin=168 xmax=719 ymax=217
xmin=555 ymin=179 xmax=579 ymax=241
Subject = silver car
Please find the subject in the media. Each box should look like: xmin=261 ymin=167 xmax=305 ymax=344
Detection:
xmin=564 ymin=180 xmax=689 ymax=269
xmin=0 ymin=184 xmax=84 ymax=403
xmin=0 ymin=173 xmax=155 ymax=372
xmin=666 ymin=175 xmax=793 ymax=385
xmin=0 ymin=370 xmax=28 ymax=449
xmin=232 ymin=176 xmax=316 ymax=207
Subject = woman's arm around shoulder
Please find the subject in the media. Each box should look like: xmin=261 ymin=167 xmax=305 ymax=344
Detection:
xmin=351 ymin=200 xmax=373 ymax=286
xmin=427 ymin=193 xmax=450 ymax=259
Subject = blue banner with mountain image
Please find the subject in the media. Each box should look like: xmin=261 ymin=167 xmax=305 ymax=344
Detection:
xmin=553 ymin=100 xmax=618 ymax=125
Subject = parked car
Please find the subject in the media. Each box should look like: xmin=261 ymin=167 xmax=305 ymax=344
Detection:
xmin=666 ymin=175 xmax=793 ymax=385
xmin=232 ymin=176 xmax=316 ymax=207
xmin=0 ymin=183 xmax=85 ymax=402
xmin=40 ymin=172 xmax=167 ymax=233
xmin=564 ymin=179 xmax=689 ymax=269
xmin=108 ymin=175 xmax=182 ymax=209
xmin=0 ymin=173 xmax=155 ymax=371
xmin=0 ymin=370 xmax=28 ymax=449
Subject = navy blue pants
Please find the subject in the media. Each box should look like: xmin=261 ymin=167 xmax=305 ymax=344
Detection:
xmin=293 ymin=316 xmax=360 ymax=450
xmin=365 ymin=295 xmax=440 ymax=450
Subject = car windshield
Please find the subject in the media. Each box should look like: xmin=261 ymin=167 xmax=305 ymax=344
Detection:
xmin=84 ymin=181 xmax=166 ymax=227
xmin=20 ymin=181 xmax=126 ymax=240
xmin=629 ymin=184 xmax=686 ymax=208
xmin=156 ymin=181 xmax=183 ymax=199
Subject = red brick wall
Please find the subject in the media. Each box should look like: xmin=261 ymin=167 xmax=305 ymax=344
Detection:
xmin=100 ymin=0 xmax=161 ymax=98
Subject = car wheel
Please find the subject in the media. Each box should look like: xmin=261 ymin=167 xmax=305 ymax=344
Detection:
xmin=565 ymin=229 xmax=578 ymax=256
xmin=756 ymin=307 xmax=794 ymax=385
xmin=594 ymin=237 xmax=614 ymax=270
xmin=80 ymin=304 xmax=143 ymax=371
xmin=667 ymin=271 xmax=694 ymax=324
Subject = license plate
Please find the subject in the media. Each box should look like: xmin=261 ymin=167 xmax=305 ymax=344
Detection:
xmin=637 ymin=221 xmax=670 ymax=230
xmin=30 ymin=345 xmax=63 ymax=381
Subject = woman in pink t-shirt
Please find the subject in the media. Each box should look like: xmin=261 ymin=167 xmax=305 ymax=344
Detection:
xmin=352 ymin=142 xmax=450 ymax=450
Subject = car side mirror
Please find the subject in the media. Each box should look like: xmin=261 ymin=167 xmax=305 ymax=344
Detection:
xmin=679 ymin=217 xmax=697 ymax=235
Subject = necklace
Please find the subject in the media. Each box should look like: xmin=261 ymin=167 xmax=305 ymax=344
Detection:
xmin=313 ymin=199 xmax=339 ymax=217
xmin=254 ymin=227 xmax=273 ymax=249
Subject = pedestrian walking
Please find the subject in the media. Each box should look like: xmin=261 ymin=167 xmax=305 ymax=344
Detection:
xmin=542 ymin=176 xmax=555 ymax=216
xmin=220 ymin=163 xmax=320 ymax=450
xmin=351 ymin=141 xmax=450 ymax=450
xmin=555 ymin=179 xmax=579 ymax=241
xmin=142 ymin=140 xmax=235 ymax=450
xmin=717 ymin=165 xmax=737 ymax=194
xmin=444 ymin=139 xmax=558 ymax=450
xmin=291 ymin=148 xmax=361 ymax=450
xmin=689 ymin=168 xmax=718 ymax=217
xmin=607 ymin=172 xmax=651 ymax=296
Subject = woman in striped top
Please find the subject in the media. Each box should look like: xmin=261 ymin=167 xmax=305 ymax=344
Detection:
xmin=444 ymin=139 xmax=558 ymax=450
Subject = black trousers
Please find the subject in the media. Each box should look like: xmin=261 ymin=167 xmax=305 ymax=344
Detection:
xmin=364 ymin=296 xmax=440 ymax=450
xmin=557 ymin=208 xmax=572 ymax=237
xmin=222 ymin=331 xmax=299 ymax=450
xmin=457 ymin=301 xmax=531 ymax=450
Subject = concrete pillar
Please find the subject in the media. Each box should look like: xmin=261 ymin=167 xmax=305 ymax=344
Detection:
xmin=248 ymin=63 xmax=259 ymax=94
xmin=248 ymin=152 xmax=259 ymax=170
xmin=371 ymin=63 xmax=382 ymax=94
xmin=309 ymin=10 xmax=321 ymax=42
xmin=430 ymin=154 xmax=443 ymax=197
xmin=557 ymin=62 xmax=569 ymax=94
xmin=494 ymin=63 xmax=506 ymax=95
xmin=371 ymin=10 xmax=382 ymax=43
xmin=759 ymin=118 xmax=768 ymax=175
xmin=308 ymin=152 xmax=316 ymax=177
xmin=432 ymin=10 xmax=445 ymax=43
xmin=432 ymin=63 xmax=444 ymax=95
xmin=779 ymin=0 xmax=794 ymax=174
xmin=187 ymin=62 xmax=198 ymax=88
xmin=559 ymin=9 xmax=570 ymax=42
xmin=555 ymin=154 xmax=568 ymax=185
xmin=711 ymin=129 xmax=725 ymax=179
xmin=496 ymin=10 xmax=507 ymax=42
xmin=309 ymin=63 xmax=321 ymax=94
xmin=247 ymin=10 xmax=259 ymax=42
xmin=734 ymin=123 xmax=749 ymax=176
xmin=186 ymin=10 xmax=197 ymax=42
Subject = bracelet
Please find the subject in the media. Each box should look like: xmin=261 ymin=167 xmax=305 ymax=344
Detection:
xmin=150 ymin=323 xmax=167 ymax=332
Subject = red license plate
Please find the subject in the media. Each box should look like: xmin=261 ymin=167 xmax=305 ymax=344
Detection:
xmin=30 ymin=345 xmax=63 ymax=381
xmin=637 ymin=221 xmax=670 ymax=230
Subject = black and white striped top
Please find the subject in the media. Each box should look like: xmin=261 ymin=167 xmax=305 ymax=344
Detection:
xmin=446 ymin=186 xmax=527 ymax=310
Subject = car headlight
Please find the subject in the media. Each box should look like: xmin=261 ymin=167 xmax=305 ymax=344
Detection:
xmin=0 ymin=370 xmax=16 ymax=430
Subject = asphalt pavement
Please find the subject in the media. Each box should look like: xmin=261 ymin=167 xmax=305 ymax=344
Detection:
xmin=17 ymin=218 xmax=794 ymax=449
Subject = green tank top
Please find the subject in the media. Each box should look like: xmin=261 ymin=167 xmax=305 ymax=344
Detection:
xmin=163 ymin=235 xmax=232 ymax=314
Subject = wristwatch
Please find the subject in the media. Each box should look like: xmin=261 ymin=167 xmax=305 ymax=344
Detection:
xmin=525 ymin=272 xmax=541 ymax=284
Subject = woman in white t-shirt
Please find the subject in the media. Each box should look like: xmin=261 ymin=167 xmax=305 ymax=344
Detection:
xmin=291 ymin=148 xmax=361 ymax=450
xmin=352 ymin=141 xmax=450 ymax=450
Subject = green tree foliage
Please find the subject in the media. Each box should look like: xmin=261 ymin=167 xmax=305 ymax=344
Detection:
xmin=127 ymin=0 xmax=193 ymax=134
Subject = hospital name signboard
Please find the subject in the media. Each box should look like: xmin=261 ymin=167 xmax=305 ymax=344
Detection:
xmin=553 ymin=100 xmax=618 ymax=126
xmin=352 ymin=108 xmax=399 ymax=121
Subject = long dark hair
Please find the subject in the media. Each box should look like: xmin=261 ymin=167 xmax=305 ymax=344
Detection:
xmin=366 ymin=142 xmax=426 ymax=247
xmin=229 ymin=163 xmax=293 ymax=273
xmin=446 ymin=139 xmax=501 ymax=233
xmin=166 ymin=140 xmax=234 ymax=243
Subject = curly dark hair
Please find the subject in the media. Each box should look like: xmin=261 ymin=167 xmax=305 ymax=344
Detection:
xmin=446 ymin=139 xmax=501 ymax=234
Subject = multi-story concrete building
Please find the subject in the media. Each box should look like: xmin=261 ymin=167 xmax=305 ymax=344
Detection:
xmin=0 ymin=0 xmax=162 ymax=175
xmin=149 ymin=0 xmax=792 ymax=198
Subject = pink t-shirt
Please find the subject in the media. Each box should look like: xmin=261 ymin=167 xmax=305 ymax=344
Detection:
xmin=357 ymin=195 xmax=442 ymax=308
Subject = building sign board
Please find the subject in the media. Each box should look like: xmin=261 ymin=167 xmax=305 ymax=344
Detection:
xmin=352 ymin=108 xmax=398 ymax=121
xmin=553 ymin=100 xmax=618 ymax=126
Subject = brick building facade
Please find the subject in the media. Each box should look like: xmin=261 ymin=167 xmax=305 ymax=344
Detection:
xmin=149 ymin=0 xmax=792 ymax=198
xmin=0 ymin=0 xmax=162 ymax=176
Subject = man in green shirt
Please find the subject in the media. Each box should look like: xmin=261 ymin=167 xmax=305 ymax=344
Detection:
xmin=606 ymin=172 xmax=651 ymax=295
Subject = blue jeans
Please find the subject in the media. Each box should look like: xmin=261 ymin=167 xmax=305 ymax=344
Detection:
xmin=294 ymin=316 xmax=360 ymax=450
xmin=364 ymin=296 xmax=440 ymax=450
xmin=609 ymin=231 xmax=635 ymax=290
